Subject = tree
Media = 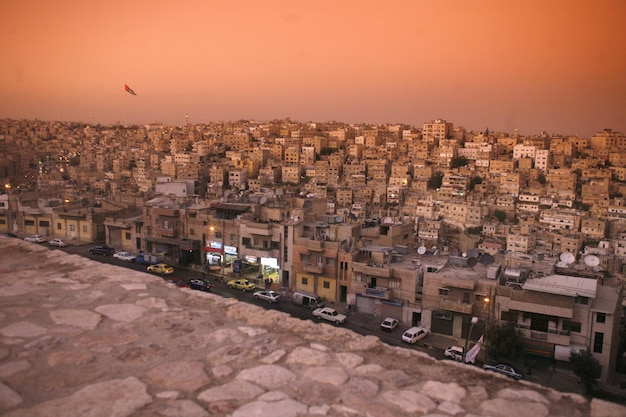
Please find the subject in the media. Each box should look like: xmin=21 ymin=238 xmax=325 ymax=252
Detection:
xmin=484 ymin=322 xmax=524 ymax=362
xmin=450 ymin=156 xmax=468 ymax=169
xmin=493 ymin=209 xmax=507 ymax=222
xmin=570 ymin=349 xmax=601 ymax=395
xmin=427 ymin=172 xmax=444 ymax=190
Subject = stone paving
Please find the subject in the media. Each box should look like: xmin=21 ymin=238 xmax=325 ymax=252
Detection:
xmin=1 ymin=237 xmax=625 ymax=417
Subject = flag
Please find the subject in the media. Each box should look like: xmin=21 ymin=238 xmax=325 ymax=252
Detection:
xmin=465 ymin=335 xmax=483 ymax=364
xmin=125 ymin=84 xmax=137 ymax=96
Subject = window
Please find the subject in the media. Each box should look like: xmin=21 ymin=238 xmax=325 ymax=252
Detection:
xmin=125 ymin=232 xmax=131 ymax=240
xmin=82 ymin=225 xmax=87 ymax=233
xmin=596 ymin=313 xmax=606 ymax=323
xmin=39 ymin=220 xmax=50 ymax=227
xmin=242 ymin=237 xmax=251 ymax=246
xmin=25 ymin=220 xmax=35 ymax=226
xmin=57 ymin=223 xmax=62 ymax=230
xmin=463 ymin=292 xmax=471 ymax=304
xmin=438 ymin=288 xmax=449 ymax=296
xmin=323 ymin=281 xmax=330 ymax=289
xmin=574 ymin=296 xmax=589 ymax=305
xmin=301 ymin=277 xmax=308 ymax=285
xmin=189 ymin=229 xmax=195 ymax=236
xmin=562 ymin=320 xmax=581 ymax=333
xmin=326 ymin=257 xmax=336 ymax=266
xmin=593 ymin=332 xmax=604 ymax=353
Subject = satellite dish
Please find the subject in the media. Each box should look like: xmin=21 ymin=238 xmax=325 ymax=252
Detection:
xmin=467 ymin=257 xmax=478 ymax=267
xmin=559 ymin=252 xmax=575 ymax=264
xmin=336 ymin=216 xmax=344 ymax=223
xmin=292 ymin=215 xmax=300 ymax=222
xmin=259 ymin=196 xmax=267 ymax=205
xmin=303 ymin=200 xmax=312 ymax=209
xmin=584 ymin=255 xmax=600 ymax=267
xmin=461 ymin=252 xmax=467 ymax=258
xmin=417 ymin=246 xmax=426 ymax=255
xmin=382 ymin=217 xmax=393 ymax=224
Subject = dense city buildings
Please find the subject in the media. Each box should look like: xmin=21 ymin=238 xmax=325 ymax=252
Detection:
xmin=1 ymin=117 xmax=626 ymax=384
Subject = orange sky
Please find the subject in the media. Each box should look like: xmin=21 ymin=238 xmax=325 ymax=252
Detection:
xmin=1 ymin=0 xmax=625 ymax=137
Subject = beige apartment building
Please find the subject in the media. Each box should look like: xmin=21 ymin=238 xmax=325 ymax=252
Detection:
xmin=496 ymin=275 xmax=622 ymax=383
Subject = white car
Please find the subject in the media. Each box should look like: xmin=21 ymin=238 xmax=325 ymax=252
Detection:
xmin=48 ymin=238 xmax=68 ymax=247
xmin=253 ymin=290 xmax=281 ymax=303
xmin=113 ymin=251 xmax=136 ymax=262
xmin=24 ymin=235 xmax=46 ymax=243
xmin=380 ymin=317 xmax=399 ymax=331
xmin=401 ymin=326 xmax=430 ymax=344
xmin=312 ymin=307 xmax=347 ymax=324
xmin=443 ymin=345 xmax=465 ymax=362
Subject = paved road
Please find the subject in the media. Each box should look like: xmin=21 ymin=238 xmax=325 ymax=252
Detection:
xmin=53 ymin=242 xmax=585 ymax=395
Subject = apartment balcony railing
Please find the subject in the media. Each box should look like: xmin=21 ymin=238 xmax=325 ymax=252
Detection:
xmin=242 ymin=220 xmax=273 ymax=236
xmin=157 ymin=227 xmax=177 ymax=238
xmin=363 ymin=286 xmax=391 ymax=300
xmin=421 ymin=294 xmax=474 ymax=315
xmin=516 ymin=325 xmax=571 ymax=346
xmin=353 ymin=262 xmax=392 ymax=278
xmin=303 ymin=263 xmax=324 ymax=274
xmin=153 ymin=207 xmax=179 ymax=217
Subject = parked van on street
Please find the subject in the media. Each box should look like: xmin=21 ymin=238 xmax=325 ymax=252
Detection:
xmin=292 ymin=291 xmax=325 ymax=309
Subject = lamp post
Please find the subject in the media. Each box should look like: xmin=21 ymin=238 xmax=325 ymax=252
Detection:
xmin=464 ymin=316 xmax=478 ymax=363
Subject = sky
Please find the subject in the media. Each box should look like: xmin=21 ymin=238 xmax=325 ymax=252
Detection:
xmin=1 ymin=0 xmax=625 ymax=137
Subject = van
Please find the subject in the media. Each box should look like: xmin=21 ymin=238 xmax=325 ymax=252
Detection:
xmin=401 ymin=326 xmax=430 ymax=344
xmin=292 ymin=291 xmax=325 ymax=309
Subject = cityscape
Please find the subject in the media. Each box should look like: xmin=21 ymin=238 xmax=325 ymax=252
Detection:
xmin=1 ymin=116 xmax=626 ymax=394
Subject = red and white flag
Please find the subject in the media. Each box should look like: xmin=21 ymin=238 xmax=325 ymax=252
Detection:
xmin=125 ymin=84 xmax=137 ymax=96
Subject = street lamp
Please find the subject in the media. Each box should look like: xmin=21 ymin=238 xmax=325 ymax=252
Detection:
xmin=464 ymin=316 xmax=478 ymax=363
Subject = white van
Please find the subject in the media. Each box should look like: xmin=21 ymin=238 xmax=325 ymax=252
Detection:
xmin=292 ymin=291 xmax=325 ymax=309
xmin=401 ymin=326 xmax=430 ymax=344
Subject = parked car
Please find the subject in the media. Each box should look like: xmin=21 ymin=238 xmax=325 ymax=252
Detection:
xmin=312 ymin=307 xmax=347 ymax=324
xmin=227 ymin=279 xmax=256 ymax=292
xmin=135 ymin=253 xmax=163 ymax=265
xmin=164 ymin=277 xmax=189 ymax=288
xmin=24 ymin=235 xmax=46 ymax=243
xmin=189 ymin=279 xmax=213 ymax=292
xmin=253 ymin=290 xmax=281 ymax=303
xmin=483 ymin=363 xmax=523 ymax=380
xmin=2 ymin=232 xmax=18 ymax=238
xmin=88 ymin=245 xmax=115 ymax=256
xmin=48 ymin=238 xmax=68 ymax=247
xmin=443 ymin=346 xmax=465 ymax=362
xmin=401 ymin=326 xmax=430 ymax=344
xmin=380 ymin=317 xmax=399 ymax=331
xmin=147 ymin=263 xmax=174 ymax=275
xmin=113 ymin=251 xmax=136 ymax=262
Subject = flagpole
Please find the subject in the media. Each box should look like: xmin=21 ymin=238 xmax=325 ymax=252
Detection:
xmin=124 ymin=83 xmax=127 ymax=128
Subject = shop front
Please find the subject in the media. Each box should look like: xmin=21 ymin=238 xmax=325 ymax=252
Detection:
xmin=261 ymin=257 xmax=280 ymax=288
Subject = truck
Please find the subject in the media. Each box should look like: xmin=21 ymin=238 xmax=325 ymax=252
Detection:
xmin=312 ymin=307 xmax=347 ymax=324
xmin=292 ymin=291 xmax=325 ymax=309
xmin=135 ymin=253 xmax=163 ymax=265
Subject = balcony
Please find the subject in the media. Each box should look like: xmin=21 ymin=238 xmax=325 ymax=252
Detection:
xmin=303 ymin=263 xmax=324 ymax=274
xmin=157 ymin=227 xmax=177 ymax=238
xmin=516 ymin=326 xmax=571 ymax=346
xmin=352 ymin=262 xmax=392 ymax=278
xmin=421 ymin=294 xmax=474 ymax=314
xmin=242 ymin=220 xmax=273 ymax=236
xmin=153 ymin=207 xmax=179 ymax=217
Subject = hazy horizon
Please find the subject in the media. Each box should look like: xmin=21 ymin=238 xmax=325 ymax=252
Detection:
xmin=2 ymin=1 xmax=625 ymax=138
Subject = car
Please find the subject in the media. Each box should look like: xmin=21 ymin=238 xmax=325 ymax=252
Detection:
xmin=380 ymin=317 xmax=399 ymax=331
xmin=482 ymin=363 xmax=523 ymax=380
xmin=113 ymin=251 xmax=136 ymax=262
xmin=312 ymin=307 xmax=347 ymax=324
xmin=2 ymin=232 xmax=18 ymax=238
xmin=253 ymin=290 xmax=281 ymax=303
xmin=24 ymin=235 xmax=46 ymax=243
xmin=147 ymin=263 xmax=174 ymax=275
xmin=443 ymin=346 xmax=465 ymax=362
xmin=48 ymin=238 xmax=68 ymax=247
xmin=164 ymin=277 xmax=189 ymax=288
xmin=88 ymin=245 xmax=115 ymax=256
xmin=227 ymin=279 xmax=256 ymax=292
xmin=401 ymin=326 xmax=430 ymax=344
xmin=189 ymin=279 xmax=214 ymax=292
